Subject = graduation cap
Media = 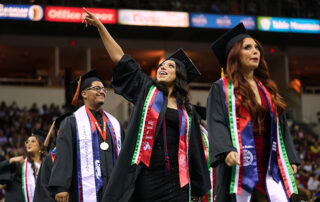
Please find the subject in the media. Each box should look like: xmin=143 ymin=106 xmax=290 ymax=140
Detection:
xmin=194 ymin=105 xmax=206 ymax=120
xmin=211 ymin=23 xmax=251 ymax=67
xmin=71 ymin=69 xmax=101 ymax=106
xmin=44 ymin=112 xmax=73 ymax=147
xmin=165 ymin=48 xmax=201 ymax=83
xmin=32 ymin=129 xmax=47 ymax=143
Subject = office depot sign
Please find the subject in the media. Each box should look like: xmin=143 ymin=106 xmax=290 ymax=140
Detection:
xmin=45 ymin=6 xmax=117 ymax=24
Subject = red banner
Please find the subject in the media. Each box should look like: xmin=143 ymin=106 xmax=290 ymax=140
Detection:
xmin=45 ymin=6 xmax=117 ymax=24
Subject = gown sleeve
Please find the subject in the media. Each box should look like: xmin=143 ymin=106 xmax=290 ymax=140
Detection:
xmin=281 ymin=114 xmax=300 ymax=165
xmin=34 ymin=155 xmax=55 ymax=202
xmin=189 ymin=108 xmax=211 ymax=197
xmin=206 ymin=81 xmax=236 ymax=167
xmin=111 ymin=54 xmax=151 ymax=104
xmin=0 ymin=160 xmax=15 ymax=184
xmin=48 ymin=116 xmax=74 ymax=194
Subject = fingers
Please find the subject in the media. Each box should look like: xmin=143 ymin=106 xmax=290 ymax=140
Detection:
xmin=83 ymin=7 xmax=90 ymax=15
xmin=225 ymin=151 xmax=240 ymax=167
xmin=291 ymin=164 xmax=297 ymax=174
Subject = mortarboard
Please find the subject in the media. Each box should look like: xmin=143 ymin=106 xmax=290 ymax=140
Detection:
xmin=44 ymin=111 xmax=73 ymax=147
xmin=165 ymin=48 xmax=201 ymax=83
xmin=71 ymin=69 xmax=101 ymax=106
xmin=32 ymin=129 xmax=47 ymax=143
xmin=211 ymin=23 xmax=251 ymax=67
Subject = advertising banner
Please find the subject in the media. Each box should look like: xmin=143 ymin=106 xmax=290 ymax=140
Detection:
xmin=190 ymin=13 xmax=256 ymax=30
xmin=118 ymin=9 xmax=189 ymax=27
xmin=0 ymin=4 xmax=43 ymax=21
xmin=45 ymin=6 xmax=117 ymax=24
xmin=257 ymin=16 xmax=320 ymax=34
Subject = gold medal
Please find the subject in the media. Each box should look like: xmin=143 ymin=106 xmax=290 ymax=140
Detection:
xmin=100 ymin=142 xmax=109 ymax=150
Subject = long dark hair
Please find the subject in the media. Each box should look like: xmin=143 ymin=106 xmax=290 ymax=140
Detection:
xmin=25 ymin=136 xmax=47 ymax=178
xmin=226 ymin=37 xmax=286 ymax=123
xmin=153 ymin=60 xmax=191 ymax=114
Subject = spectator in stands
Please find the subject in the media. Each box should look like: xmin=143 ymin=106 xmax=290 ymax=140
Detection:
xmin=208 ymin=23 xmax=300 ymax=201
xmin=308 ymin=173 xmax=320 ymax=193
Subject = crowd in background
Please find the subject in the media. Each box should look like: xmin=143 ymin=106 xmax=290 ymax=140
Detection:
xmin=2 ymin=0 xmax=320 ymax=19
xmin=0 ymin=100 xmax=319 ymax=201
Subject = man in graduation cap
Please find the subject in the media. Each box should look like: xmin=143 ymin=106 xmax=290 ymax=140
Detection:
xmin=83 ymin=8 xmax=210 ymax=202
xmin=207 ymin=23 xmax=299 ymax=201
xmin=34 ymin=112 xmax=72 ymax=202
xmin=48 ymin=70 xmax=125 ymax=202
xmin=0 ymin=129 xmax=47 ymax=202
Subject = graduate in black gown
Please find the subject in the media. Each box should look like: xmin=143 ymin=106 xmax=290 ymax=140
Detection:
xmin=48 ymin=70 xmax=125 ymax=202
xmin=33 ymin=112 xmax=72 ymax=202
xmin=207 ymin=23 xmax=300 ymax=201
xmin=83 ymin=8 xmax=210 ymax=202
xmin=0 ymin=129 xmax=47 ymax=202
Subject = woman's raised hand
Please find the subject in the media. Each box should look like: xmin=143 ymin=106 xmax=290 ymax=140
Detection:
xmin=82 ymin=7 xmax=102 ymax=28
xmin=9 ymin=156 xmax=24 ymax=164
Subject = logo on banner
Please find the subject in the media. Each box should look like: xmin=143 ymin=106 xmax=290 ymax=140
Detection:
xmin=243 ymin=149 xmax=253 ymax=166
xmin=95 ymin=160 xmax=101 ymax=178
xmin=29 ymin=5 xmax=43 ymax=21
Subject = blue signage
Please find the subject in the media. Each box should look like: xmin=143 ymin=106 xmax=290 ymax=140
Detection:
xmin=257 ymin=16 xmax=320 ymax=34
xmin=0 ymin=4 xmax=44 ymax=21
xmin=190 ymin=13 xmax=256 ymax=30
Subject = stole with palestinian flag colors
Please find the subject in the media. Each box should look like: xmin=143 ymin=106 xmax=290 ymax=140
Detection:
xmin=21 ymin=158 xmax=36 ymax=202
xmin=131 ymin=84 xmax=191 ymax=189
xmin=221 ymin=77 xmax=298 ymax=201
xmin=200 ymin=125 xmax=215 ymax=202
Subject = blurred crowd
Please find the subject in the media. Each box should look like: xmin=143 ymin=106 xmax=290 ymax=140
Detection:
xmin=1 ymin=100 xmax=320 ymax=201
xmin=2 ymin=0 xmax=320 ymax=19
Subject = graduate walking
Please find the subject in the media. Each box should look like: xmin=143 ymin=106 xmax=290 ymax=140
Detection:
xmin=48 ymin=70 xmax=125 ymax=202
xmin=0 ymin=129 xmax=46 ymax=202
xmin=83 ymin=8 xmax=210 ymax=202
xmin=207 ymin=23 xmax=300 ymax=202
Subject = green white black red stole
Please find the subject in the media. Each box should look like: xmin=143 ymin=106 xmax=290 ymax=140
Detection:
xmin=200 ymin=125 xmax=215 ymax=202
xmin=221 ymin=77 xmax=297 ymax=201
xmin=131 ymin=84 xmax=191 ymax=189
xmin=21 ymin=158 xmax=36 ymax=202
xmin=74 ymin=106 xmax=122 ymax=202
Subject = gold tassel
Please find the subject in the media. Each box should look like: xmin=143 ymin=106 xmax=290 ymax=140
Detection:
xmin=44 ymin=120 xmax=56 ymax=147
xmin=221 ymin=67 xmax=224 ymax=78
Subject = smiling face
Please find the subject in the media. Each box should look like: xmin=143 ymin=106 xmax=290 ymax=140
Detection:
xmin=239 ymin=37 xmax=260 ymax=72
xmin=156 ymin=59 xmax=177 ymax=87
xmin=25 ymin=136 xmax=41 ymax=154
xmin=81 ymin=81 xmax=106 ymax=110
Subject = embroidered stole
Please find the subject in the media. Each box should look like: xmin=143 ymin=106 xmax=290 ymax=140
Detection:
xmin=221 ymin=77 xmax=297 ymax=201
xmin=21 ymin=158 xmax=36 ymax=202
xmin=74 ymin=106 xmax=121 ymax=202
xmin=131 ymin=84 xmax=191 ymax=188
xmin=200 ymin=125 xmax=215 ymax=202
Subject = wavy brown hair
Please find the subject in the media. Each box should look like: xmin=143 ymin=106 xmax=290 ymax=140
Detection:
xmin=226 ymin=38 xmax=286 ymax=123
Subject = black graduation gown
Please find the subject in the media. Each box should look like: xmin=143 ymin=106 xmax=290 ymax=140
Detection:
xmin=206 ymin=80 xmax=300 ymax=202
xmin=0 ymin=160 xmax=24 ymax=202
xmin=102 ymin=54 xmax=210 ymax=202
xmin=33 ymin=154 xmax=54 ymax=202
xmin=48 ymin=110 xmax=125 ymax=202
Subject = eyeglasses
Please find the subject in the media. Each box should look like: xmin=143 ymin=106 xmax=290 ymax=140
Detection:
xmin=85 ymin=86 xmax=107 ymax=93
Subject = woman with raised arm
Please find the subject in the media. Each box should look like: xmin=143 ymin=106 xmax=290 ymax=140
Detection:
xmin=0 ymin=129 xmax=46 ymax=202
xmin=207 ymin=23 xmax=300 ymax=201
xmin=83 ymin=8 xmax=210 ymax=202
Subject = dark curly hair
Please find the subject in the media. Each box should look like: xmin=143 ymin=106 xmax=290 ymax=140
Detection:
xmin=153 ymin=60 xmax=191 ymax=114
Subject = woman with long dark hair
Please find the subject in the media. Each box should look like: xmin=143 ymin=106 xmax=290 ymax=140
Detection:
xmin=83 ymin=8 xmax=210 ymax=202
xmin=207 ymin=23 xmax=300 ymax=202
xmin=0 ymin=129 xmax=46 ymax=202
